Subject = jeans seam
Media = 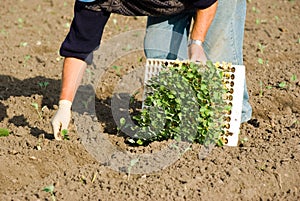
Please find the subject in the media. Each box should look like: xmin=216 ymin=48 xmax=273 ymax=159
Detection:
xmin=229 ymin=19 xmax=238 ymax=65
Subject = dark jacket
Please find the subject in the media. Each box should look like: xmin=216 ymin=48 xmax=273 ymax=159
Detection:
xmin=82 ymin=0 xmax=217 ymax=16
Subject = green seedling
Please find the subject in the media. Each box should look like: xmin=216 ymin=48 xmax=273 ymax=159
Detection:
xmin=24 ymin=55 xmax=31 ymax=63
xmin=274 ymin=16 xmax=280 ymax=22
xmin=20 ymin=42 xmax=28 ymax=47
xmin=127 ymin=158 xmax=139 ymax=180
xmin=61 ymin=129 xmax=70 ymax=140
xmin=38 ymin=81 xmax=49 ymax=89
xmin=0 ymin=128 xmax=10 ymax=137
xmin=255 ymin=19 xmax=267 ymax=25
xmin=1 ymin=29 xmax=7 ymax=35
xmin=258 ymin=58 xmax=264 ymax=65
xmin=81 ymin=95 xmax=94 ymax=110
xmin=112 ymin=65 xmax=123 ymax=76
xmin=31 ymin=102 xmax=43 ymax=119
xmin=278 ymin=82 xmax=286 ymax=88
xmin=240 ymin=137 xmax=249 ymax=144
xmin=132 ymin=61 xmax=230 ymax=146
xmin=117 ymin=117 xmax=126 ymax=135
xmin=17 ymin=18 xmax=24 ymax=28
xmin=291 ymin=74 xmax=297 ymax=82
xmin=252 ymin=6 xmax=260 ymax=13
xmin=43 ymin=185 xmax=56 ymax=201
xmin=266 ymin=85 xmax=273 ymax=90
xmin=257 ymin=43 xmax=266 ymax=53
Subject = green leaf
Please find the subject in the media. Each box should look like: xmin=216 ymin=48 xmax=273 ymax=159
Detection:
xmin=43 ymin=185 xmax=54 ymax=193
xmin=278 ymin=82 xmax=286 ymax=88
xmin=258 ymin=58 xmax=264 ymax=64
xmin=61 ymin=129 xmax=70 ymax=140
xmin=0 ymin=128 xmax=10 ymax=137
xmin=136 ymin=139 xmax=143 ymax=145
xmin=130 ymin=158 xmax=139 ymax=166
xmin=133 ymin=61 xmax=228 ymax=145
xmin=291 ymin=74 xmax=297 ymax=82
xmin=120 ymin=117 xmax=126 ymax=127
xmin=31 ymin=102 xmax=39 ymax=110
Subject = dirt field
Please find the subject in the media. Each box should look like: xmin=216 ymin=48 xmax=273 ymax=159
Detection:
xmin=0 ymin=0 xmax=299 ymax=200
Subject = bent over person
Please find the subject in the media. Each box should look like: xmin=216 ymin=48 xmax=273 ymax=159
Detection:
xmin=51 ymin=0 xmax=252 ymax=140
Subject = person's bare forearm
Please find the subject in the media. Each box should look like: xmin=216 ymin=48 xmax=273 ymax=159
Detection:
xmin=60 ymin=57 xmax=87 ymax=102
xmin=190 ymin=1 xmax=218 ymax=42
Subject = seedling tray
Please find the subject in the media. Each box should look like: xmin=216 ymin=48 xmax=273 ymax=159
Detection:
xmin=142 ymin=59 xmax=245 ymax=146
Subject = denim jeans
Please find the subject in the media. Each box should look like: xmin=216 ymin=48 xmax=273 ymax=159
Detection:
xmin=144 ymin=0 xmax=252 ymax=123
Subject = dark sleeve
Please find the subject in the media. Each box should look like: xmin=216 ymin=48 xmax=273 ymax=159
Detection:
xmin=60 ymin=1 xmax=110 ymax=64
xmin=193 ymin=0 xmax=217 ymax=9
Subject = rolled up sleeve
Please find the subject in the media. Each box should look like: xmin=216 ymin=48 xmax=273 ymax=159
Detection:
xmin=193 ymin=0 xmax=218 ymax=9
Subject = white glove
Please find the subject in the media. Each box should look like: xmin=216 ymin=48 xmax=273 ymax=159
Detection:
xmin=51 ymin=100 xmax=72 ymax=140
xmin=188 ymin=42 xmax=207 ymax=64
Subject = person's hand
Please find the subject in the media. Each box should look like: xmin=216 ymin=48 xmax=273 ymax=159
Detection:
xmin=188 ymin=42 xmax=207 ymax=64
xmin=51 ymin=100 xmax=72 ymax=140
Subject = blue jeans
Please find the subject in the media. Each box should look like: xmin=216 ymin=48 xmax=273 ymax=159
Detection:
xmin=144 ymin=0 xmax=252 ymax=123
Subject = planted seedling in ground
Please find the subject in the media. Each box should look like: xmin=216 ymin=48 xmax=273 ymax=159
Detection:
xmin=43 ymin=185 xmax=56 ymax=201
xmin=38 ymin=81 xmax=49 ymax=89
xmin=127 ymin=158 xmax=139 ymax=180
xmin=17 ymin=17 xmax=24 ymax=28
xmin=112 ymin=65 xmax=123 ymax=76
xmin=31 ymin=102 xmax=42 ymax=119
xmin=117 ymin=117 xmax=126 ymax=135
xmin=0 ymin=128 xmax=10 ymax=137
xmin=61 ymin=129 xmax=70 ymax=140
xmin=290 ymin=74 xmax=297 ymax=82
xmin=278 ymin=81 xmax=286 ymax=89
xmin=257 ymin=43 xmax=266 ymax=53
xmin=81 ymin=95 xmax=94 ymax=110
xmin=31 ymin=103 xmax=48 ymax=119
xmin=258 ymin=58 xmax=264 ymax=65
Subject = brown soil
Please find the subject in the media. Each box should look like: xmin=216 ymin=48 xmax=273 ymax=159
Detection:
xmin=0 ymin=0 xmax=299 ymax=200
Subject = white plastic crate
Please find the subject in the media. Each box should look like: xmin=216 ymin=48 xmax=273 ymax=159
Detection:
xmin=142 ymin=59 xmax=245 ymax=146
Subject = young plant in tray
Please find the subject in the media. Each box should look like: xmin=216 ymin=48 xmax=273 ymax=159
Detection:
xmin=131 ymin=61 xmax=231 ymax=146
